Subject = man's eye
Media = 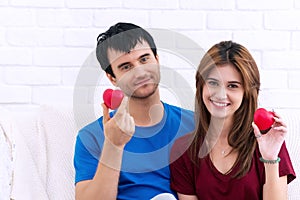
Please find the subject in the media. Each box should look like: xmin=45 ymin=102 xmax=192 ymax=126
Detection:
xmin=121 ymin=64 xmax=131 ymax=71
xmin=140 ymin=56 xmax=149 ymax=63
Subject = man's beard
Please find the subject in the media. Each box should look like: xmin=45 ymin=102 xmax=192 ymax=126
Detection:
xmin=129 ymin=83 xmax=159 ymax=100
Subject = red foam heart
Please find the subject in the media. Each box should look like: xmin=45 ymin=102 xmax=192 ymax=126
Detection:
xmin=103 ymin=89 xmax=113 ymax=108
xmin=254 ymin=108 xmax=275 ymax=131
xmin=103 ymin=89 xmax=124 ymax=110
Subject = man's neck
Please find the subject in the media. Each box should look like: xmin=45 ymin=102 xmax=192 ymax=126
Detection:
xmin=128 ymin=90 xmax=164 ymax=127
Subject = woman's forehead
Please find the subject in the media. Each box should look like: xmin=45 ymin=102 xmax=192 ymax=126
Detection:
xmin=207 ymin=64 xmax=242 ymax=82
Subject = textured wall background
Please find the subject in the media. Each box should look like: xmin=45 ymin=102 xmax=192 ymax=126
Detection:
xmin=1 ymin=0 xmax=300 ymax=112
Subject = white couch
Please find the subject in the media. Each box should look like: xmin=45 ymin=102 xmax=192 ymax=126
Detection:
xmin=0 ymin=106 xmax=299 ymax=200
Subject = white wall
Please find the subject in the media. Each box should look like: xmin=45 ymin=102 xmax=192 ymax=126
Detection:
xmin=1 ymin=0 xmax=300 ymax=112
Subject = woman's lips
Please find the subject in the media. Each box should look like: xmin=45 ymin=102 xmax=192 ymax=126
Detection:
xmin=210 ymin=99 xmax=230 ymax=107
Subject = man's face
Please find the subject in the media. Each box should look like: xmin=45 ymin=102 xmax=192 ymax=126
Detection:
xmin=107 ymin=40 xmax=160 ymax=99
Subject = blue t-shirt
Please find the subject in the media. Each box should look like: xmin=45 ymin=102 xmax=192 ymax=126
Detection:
xmin=74 ymin=102 xmax=195 ymax=200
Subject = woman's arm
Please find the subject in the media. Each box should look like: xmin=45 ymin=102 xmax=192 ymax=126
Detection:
xmin=178 ymin=193 xmax=198 ymax=200
xmin=263 ymin=165 xmax=287 ymax=200
xmin=252 ymin=112 xmax=288 ymax=200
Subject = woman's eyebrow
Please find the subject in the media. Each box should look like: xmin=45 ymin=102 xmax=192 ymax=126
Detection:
xmin=206 ymin=77 xmax=219 ymax=81
xmin=228 ymin=81 xmax=242 ymax=85
xmin=206 ymin=78 xmax=242 ymax=85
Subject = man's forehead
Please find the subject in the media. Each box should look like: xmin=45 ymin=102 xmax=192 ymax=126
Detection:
xmin=107 ymin=41 xmax=152 ymax=62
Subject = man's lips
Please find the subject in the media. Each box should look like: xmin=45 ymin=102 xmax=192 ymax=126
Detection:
xmin=134 ymin=78 xmax=153 ymax=86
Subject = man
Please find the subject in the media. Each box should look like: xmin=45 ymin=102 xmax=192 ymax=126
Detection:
xmin=74 ymin=22 xmax=195 ymax=199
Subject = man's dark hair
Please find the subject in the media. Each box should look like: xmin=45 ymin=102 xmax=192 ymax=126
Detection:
xmin=96 ymin=22 xmax=157 ymax=77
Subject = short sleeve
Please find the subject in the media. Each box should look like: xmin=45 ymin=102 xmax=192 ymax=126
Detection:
xmin=170 ymin=135 xmax=196 ymax=195
xmin=73 ymin=119 xmax=104 ymax=184
xmin=278 ymin=142 xmax=296 ymax=184
xmin=74 ymin=135 xmax=99 ymax=184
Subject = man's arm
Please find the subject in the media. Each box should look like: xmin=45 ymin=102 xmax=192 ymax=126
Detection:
xmin=75 ymin=97 xmax=135 ymax=200
xmin=75 ymin=140 xmax=124 ymax=200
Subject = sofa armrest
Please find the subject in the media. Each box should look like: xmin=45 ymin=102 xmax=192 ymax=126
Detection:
xmin=0 ymin=107 xmax=15 ymax=199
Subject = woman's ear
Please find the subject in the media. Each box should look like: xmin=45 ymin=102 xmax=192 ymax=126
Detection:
xmin=106 ymin=73 xmax=117 ymax=86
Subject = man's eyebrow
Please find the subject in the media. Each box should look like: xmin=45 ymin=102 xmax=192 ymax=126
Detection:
xmin=139 ymin=53 xmax=150 ymax=59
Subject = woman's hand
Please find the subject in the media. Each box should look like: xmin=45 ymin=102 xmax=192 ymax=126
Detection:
xmin=252 ymin=112 xmax=287 ymax=160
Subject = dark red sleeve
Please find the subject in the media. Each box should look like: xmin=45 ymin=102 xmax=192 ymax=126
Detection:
xmin=278 ymin=142 xmax=296 ymax=184
xmin=170 ymin=134 xmax=196 ymax=195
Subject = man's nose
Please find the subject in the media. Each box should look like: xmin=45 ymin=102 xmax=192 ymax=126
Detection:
xmin=133 ymin=65 xmax=146 ymax=78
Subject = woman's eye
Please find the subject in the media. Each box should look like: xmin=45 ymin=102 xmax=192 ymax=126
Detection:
xmin=207 ymin=81 xmax=218 ymax=86
xmin=228 ymin=84 xmax=238 ymax=88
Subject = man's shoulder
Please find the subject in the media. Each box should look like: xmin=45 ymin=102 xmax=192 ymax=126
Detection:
xmin=75 ymin=116 xmax=105 ymax=151
xmin=163 ymin=102 xmax=194 ymax=115
xmin=77 ymin=117 xmax=103 ymax=138
xmin=163 ymin=102 xmax=194 ymax=122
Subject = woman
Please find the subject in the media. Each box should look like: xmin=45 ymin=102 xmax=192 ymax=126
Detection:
xmin=170 ymin=41 xmax=296 ymax=200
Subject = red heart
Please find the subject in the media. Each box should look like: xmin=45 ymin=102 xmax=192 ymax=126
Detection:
xmin=103 ymin=89 xmax=124 ymax=110
xmin=254 ymin=108 xmax=275 ymax=132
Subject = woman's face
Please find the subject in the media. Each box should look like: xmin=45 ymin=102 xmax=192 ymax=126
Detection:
xmin=202 ymin=64 xmax=244 ymax=120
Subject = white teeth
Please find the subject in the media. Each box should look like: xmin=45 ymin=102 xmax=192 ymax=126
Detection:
xmin=212 ymin=101 xmax=228 ymax=107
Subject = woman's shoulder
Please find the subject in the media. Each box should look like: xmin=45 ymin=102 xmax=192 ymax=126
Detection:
xmin=170 ymin=133 xmax=194 ymax=163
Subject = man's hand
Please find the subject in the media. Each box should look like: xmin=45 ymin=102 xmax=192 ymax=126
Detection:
xmin=102 ymin=96 xmax=135 ymax=148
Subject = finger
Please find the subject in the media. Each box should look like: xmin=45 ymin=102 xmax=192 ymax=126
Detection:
xmin=116 ymin=113 xmax=126 ymax=133
xmin=125 ymin=115 xmax=135 ymax=135
xmin=102 ymin=103 xmax=110 ymax=124
xmin=121 ymin=113 xmax=130 ymax=134
xmin=272 ymin=111 xmax=281 ymax=118
xmin=116 ymin=96 xmax=129 ymax=115
xmin=273 ymin=126 xmax=287 ymax=133
xmin=252 ymin=122 xmax=262 ymax=139
xmin=273 ymin=116 xmax=287 ymax=127
xmin=129 ymin=116 xmax=135 ymax=135
xmin=115 ymin=112 xmax=135 ymax=136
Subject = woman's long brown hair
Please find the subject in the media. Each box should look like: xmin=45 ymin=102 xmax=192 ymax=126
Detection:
xmin=190 ymin=41 xmax=261 ymax=178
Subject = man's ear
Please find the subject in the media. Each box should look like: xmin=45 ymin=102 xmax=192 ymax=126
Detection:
xmin=106 ymin=73 xmax=117 ymax=86
xmin=155 ymin=55 xmax=159 ymax=63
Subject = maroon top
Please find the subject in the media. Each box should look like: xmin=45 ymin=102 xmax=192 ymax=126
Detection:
xmin=170 ymin=135 xmax=296 ymax=200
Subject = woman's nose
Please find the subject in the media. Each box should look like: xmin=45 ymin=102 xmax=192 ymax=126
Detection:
xmin=215 ymin=86 xmax=227 ymax=100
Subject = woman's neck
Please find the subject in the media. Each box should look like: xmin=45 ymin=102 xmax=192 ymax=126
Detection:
xmin=206 ymin=117 xmax=233 ymax=147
